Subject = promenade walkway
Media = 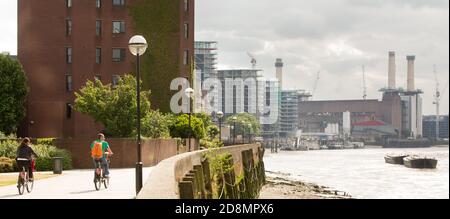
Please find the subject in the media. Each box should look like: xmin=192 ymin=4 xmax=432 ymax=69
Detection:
xmin=0 ymin=167 xmax=153 ymax=199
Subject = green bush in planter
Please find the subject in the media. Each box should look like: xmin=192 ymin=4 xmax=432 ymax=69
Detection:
xmin=0 ymin=157 xmax=14 ymax=172
xmin=0 ymin=140 xmax=18 ymax=159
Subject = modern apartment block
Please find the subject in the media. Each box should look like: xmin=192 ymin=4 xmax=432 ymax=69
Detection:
xmin=217 ymin=69 xmax=263 ymax=117
xmin=18 ymin=0 xmax=195 ymax=138
xmin=194 ymin=41 xmax=219 ymax=113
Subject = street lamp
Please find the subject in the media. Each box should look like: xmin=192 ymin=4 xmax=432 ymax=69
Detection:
xmin=217 ymin=111 xmax=224 ymax=141
xmin=129 ymin=35 xmax=148 ymax=194
xmin=248 ymin=123 xmax=252 ymax=144
xmin=185 ymin=87 xmax=195 ymax=152
xmin=242 ymin=121 xmax=246 ymax=144
xmin=232 ymin=116 xmax=237 ymax=145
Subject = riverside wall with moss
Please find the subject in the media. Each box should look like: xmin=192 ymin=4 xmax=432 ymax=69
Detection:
xmin=137 ymin=144 xmax=266 ymax=199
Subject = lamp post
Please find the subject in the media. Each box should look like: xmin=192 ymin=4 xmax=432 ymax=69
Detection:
xmin=185 ymin=88 xmax=195 ymax=152
xmin=232 ymin=116 xmax=237 ymax=145
xmin=248 ymin=123 xmax=252 ymax=144
xmin=129 ymin=35 xmax=148 ymax=194
xmin=242 ymin=121 xmax=246 ymax=144
xmin=217 ymin=111 xmax=224 ymax=142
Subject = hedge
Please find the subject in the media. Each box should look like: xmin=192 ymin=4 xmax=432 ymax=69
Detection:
xmin=0 ymin=140 xmax=73 ymax=172
xmin=0 ymin=157 xmax=14 ymax=172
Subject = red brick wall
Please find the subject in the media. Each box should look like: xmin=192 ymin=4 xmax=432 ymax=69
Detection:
xmin=54 ymin=138 xmax=179 ymax=169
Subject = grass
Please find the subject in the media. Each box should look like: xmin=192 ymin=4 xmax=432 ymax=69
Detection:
xmin=0 ymin=173 xmax=57 ymax=187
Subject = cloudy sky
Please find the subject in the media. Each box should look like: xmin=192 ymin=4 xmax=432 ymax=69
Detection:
xmin=195 ymin=0 xmax=449 ymax=115
xmin=1 ymin=0 xmax=448 ymax=115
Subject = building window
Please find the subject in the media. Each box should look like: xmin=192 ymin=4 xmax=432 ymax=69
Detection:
xmin=112 ymin=48 xmax=126 ymax=62
xmin=96 ymin=48 xmax=101 ymax=64
xmin=184 ymin=23 xmax=189 ymax=39
xmin=66 ymin=103 xmax=73 ymax=119
xmin=66 ymin=19 xmax=72 ymax=36
xmin=66 ymin=75 xmax=73 ymax=92
xmin=112 ymin=75 xmax=120 ymax=87
xmin=112 ymin=0 xmax=125 ymax=6
xmin=96 ymin=0 xmax=101 ymax=8
xmin=183 ymin=50 xmax=189 ymax=65
xmin=184 ymin=0 xmax=189 ymax=12
xmin=67 ymin=0 xmax=72 ymax=8
xmin=112 ymin=21 xmax=125 ymax=34
xmin=96 ymin=20 xmax=102 ymax=36
xmin=66 ymin=47 xmax=72 ymax=64
xmin=94 ymin=75 xmax=102 ymax=81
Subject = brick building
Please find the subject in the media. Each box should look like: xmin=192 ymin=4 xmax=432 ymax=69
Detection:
xmin=17 ymin=0 xmax=195 ymax=138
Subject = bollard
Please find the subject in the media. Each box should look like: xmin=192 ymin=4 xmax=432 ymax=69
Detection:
xmin=52 ymin=157 xmax=63 ymax=174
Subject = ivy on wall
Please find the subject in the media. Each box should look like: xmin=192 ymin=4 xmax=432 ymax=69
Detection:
xmin=129 ymin=0 xmax=181 ymax=113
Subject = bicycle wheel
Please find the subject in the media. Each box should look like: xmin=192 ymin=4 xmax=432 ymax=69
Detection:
xmin=26 ymin=178 xmax=34 ymax=193
xmin=103 ymin=177 xmax=109 ymax=189
xmin=17 ymin=174 xmax=25 ymax=195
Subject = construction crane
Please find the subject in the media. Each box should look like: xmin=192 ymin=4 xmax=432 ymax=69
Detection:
xmin=247 ymin=52 xmax=257 ymax=69
xmin=432 ymin=65 xmax=449 ymax=140
xmin=362 ymin=65 xmax=367 ymax=100
xmin=311 ymin=71 xmax=321 ymax=100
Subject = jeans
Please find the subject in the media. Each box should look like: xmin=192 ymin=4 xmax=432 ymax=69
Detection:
xmin=93 ymin=157 xmax=109 ymax=177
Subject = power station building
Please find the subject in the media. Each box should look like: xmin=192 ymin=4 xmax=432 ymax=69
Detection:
xmin=298 ymin=51 xmax=424 ymax=141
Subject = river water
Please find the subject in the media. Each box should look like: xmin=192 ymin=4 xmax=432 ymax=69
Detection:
xmin=263 ymin=146 xmax=449 ymax=199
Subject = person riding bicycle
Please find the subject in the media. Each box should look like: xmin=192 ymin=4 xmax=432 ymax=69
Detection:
xmin=16 ymin=138 xmax=38 ymax=182
xmin=90 ymin=133 xmax=113 ymax=178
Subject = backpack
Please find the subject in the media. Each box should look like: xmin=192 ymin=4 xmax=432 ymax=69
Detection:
xmin=91 ymin=141 xmax=103 ymax=159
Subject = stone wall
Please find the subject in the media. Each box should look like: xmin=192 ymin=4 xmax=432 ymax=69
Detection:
xmin=54 ymin=138 xmax=180 ymax=169
xmin=136 ymin=144 xmax=265 ymax=199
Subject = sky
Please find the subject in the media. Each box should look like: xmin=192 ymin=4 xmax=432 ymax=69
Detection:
xmin=0 ymin=0 xmax=448 ymax=115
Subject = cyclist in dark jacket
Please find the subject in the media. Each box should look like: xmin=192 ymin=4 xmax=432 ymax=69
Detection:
xmin=16 ymin=138 xmax=38 ymax=180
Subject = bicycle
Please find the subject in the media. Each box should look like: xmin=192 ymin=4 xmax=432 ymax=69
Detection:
xmin=16 ymin=158 xmax=34 ymax=195
xmin=93 ymin=152 xmax=111 ymax=191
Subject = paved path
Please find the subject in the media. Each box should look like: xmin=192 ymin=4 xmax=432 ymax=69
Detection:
xmin=0 ymin=168 xmax=153 ymax=199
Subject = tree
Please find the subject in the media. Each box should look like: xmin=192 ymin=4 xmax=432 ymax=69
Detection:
xmin=0 ymin=55 xmax=28 ymax=135
xmin=226 ymin=113 xmax=261 ymax=136
xmin=142 ymin=110 xmax=173 ymax=139
xmin=74 ymin=75 xmax=151 ymax=137
xmin=169 ymin=114 xmax=205 ymax=139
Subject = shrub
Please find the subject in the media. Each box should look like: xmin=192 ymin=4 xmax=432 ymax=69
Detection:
xmin=37 ymin=138 xmax=55 ymax=146
xmin=0 ymin=157 xmax=14 ymax=172
xmin=32 ymin=144 xmax=73 ymax=171
xmin=169 ymin=114 xmax=205 ymax=139
xmin=142 ymin=111 xmax=173 ymax=139
xmin=0 ymin=140 xmax=18 ymax=159
xmin=0 ymin=132 xmax=16 ymax=139
xmin=0 ymin=140 xmax=73 ymax=172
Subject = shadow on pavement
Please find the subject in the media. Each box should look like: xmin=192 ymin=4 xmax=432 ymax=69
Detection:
xmin=0 ymin=193 xmax=23 ymax=199
xmin=70 ymin=190 xmax=98 ymax=195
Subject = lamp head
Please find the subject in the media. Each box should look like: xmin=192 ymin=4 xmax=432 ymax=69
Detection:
xmin=129 ymin=35 xmax=148 ymax=56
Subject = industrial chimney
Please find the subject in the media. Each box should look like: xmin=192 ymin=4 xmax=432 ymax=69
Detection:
xmin=388 ymin=51 xmax=396 ymax=89
xmin=275 ymin=58 xmax=284 ymax=89
xmin=407 ymin=56 xmax=416 ymax=91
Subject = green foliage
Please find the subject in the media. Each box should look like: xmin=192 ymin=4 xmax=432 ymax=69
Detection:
xmin=0 ymin=55 xmax=28 ymax=135
xmin=0 ymin=132 xmax=16 ymax=139
xmin=226 ymin=113 xmax=261 ymax=135
xmin=74 ymin=75 xmax=151 ymax=138
xmin=169 ymin=114 xmax=205 ymax=139
xmin=200 ymin=138 xmax=224 ymax=149
xmin=0 ymin=140 xmax=72 ymax=172
xmin=142 ymin=111 xmax=173 ymax=139
xmin=206 ymin=125 xmax=220 ymax=140
xmin=37 ymin=138 xmax=55 ymax=146
xmin=0 ymin=140 xmax=18 ymax=159
xmin=32 ymin=144 xmax=73 ymax=171
xmin=0 ymin=157 xmax=14 ymax=172
xmin=129 ymin=0 xmax=182 ymax=113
